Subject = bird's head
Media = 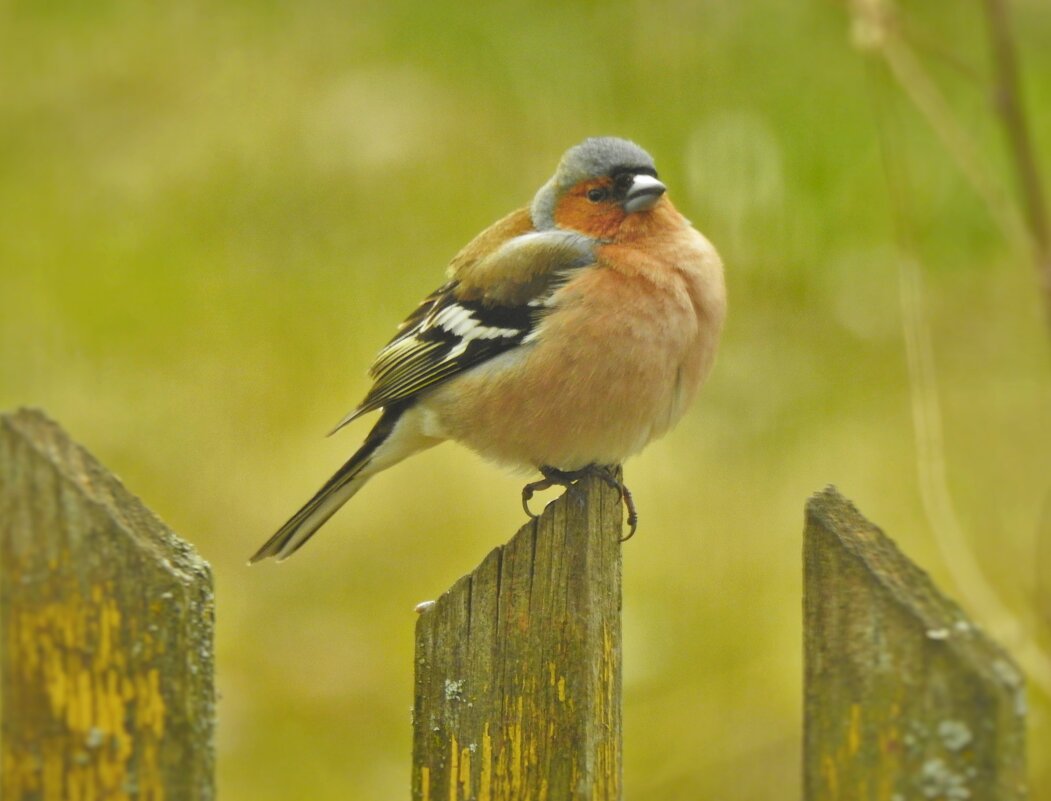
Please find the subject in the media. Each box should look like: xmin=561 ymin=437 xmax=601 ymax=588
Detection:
xmin=531 ymin=137 xmax=668 ymax=239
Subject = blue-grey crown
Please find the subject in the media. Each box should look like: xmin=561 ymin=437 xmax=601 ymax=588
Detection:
xmin=531 ymin=137 xmax=657 ymax=230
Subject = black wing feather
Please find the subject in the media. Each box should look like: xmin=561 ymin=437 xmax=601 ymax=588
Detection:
xmin=329 ymin=229 xmax=595 ymax=434
xmin=329 ymin=282 xmax=539 ymax=433
xmin=359 ymin=285 xmax=535 ymax=414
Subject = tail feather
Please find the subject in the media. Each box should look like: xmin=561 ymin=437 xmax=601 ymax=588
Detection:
xmin=250 ymin=403 xmax=426 ymax=563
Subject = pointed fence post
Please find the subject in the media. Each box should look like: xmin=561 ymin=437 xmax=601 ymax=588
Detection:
xmin=412 ymin=474 xmax=623 ymax=801
xmin=803 ymin=486 xmax=1027 ymax=801
xmin=0 ymin=408 xmax=215 ymax=801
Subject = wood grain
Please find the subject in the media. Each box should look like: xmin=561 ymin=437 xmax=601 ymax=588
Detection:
xmin=412 ymin=473 xmax=623 ymax=801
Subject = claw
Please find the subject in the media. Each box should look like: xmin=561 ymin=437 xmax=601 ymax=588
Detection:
xmin=521 ymin=482 xmax=543 ymax=518
xmin=519 ymin=464 xmax=640 ymax=540
xmin=619 ymin=482 xmax=639 ymax=542
xmin=521 ymin=467 xmax=567 ymax=519
xmin=591 ymin=466 xmax=638 ymax=541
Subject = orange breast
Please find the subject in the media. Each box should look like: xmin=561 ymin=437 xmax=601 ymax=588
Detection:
xmin=421 ymin=212 xmax=725 ymax=469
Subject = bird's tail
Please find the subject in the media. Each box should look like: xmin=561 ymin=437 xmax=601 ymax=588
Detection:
xmin=249 ymin=404 xmax=432 ymax=563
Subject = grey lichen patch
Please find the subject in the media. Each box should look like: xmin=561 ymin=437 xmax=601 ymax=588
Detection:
xmin=412 ymin=474 xmax=623 ymax=801
xmin=902 ymin=719 xmax=928 ymax=755
xmin=919 ymin=757 xmax=971 ymax=800
xmin=993 ymin=659 xmax=1023 ymax=688
xmin=84 ymin=727 xmax=105 ymax=749
xmin=443 ymin=678 xmax=465 ymax=702
xmin=937 ymin=720 xmax=973 ymax=752
xmin=992 ymin=659 xmax=1028 ymax=717
xmin=803 ymin=487 xmax=1027 ymax=801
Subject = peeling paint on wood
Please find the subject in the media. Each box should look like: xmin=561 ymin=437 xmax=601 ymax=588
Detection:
xmin=412 ymin=474 xmax=622 ymax=801
xmin=0 ymin=409 xmax=215 ymax=801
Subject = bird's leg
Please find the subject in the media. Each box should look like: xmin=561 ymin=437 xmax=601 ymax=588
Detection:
xmin=585 ymin=465 xmax=639 ymax=541
xmin=520 ymin=463 xmax=639 ymax=540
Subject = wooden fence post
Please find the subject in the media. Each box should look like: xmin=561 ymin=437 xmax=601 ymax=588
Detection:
xmin=804 ymin=486 xmax=1027 ymax=800
xmin=412 ymin=474 xmax=622 ymax=801
xmin=0 ymin=408 xmax=215 ymax=801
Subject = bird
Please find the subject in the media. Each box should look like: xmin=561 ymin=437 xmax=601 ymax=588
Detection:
xmin=250 ymin=136 xmax=726 ymax=563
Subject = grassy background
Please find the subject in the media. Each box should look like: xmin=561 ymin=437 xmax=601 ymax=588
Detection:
xmin=3 ymin=1 xmax=1050 ymax=798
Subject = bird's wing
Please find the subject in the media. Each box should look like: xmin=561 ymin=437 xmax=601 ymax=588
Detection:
xmin=330 ymin=224 xmax=596 ymax=433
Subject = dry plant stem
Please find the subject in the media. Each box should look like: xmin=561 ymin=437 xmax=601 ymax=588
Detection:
xmin=854 ymin=0 xmax=1049 ymax=320
xmin=982 ymin=0 xmax=1051 ymax=664
xmin=866 ymin=57 xmax=1051 ymax=699
xmin=897 ymin=257 xmax=1051 ymax=699
xmin=981 ymin=0 xmax=1051 ymax=329
xmin=857 ymin=5 xmax=1051 ymax=697
xmin=1038 ymin=490 xmax=1051 ymax=632
xmin=898 ymin=19 xmax=985 ymax=85
xmin=880 ymin=37 xmax=1031 ymax=257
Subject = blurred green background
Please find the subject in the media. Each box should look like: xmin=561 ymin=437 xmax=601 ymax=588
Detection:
xmin=3 ymin=0 xmax=1050 ymax=798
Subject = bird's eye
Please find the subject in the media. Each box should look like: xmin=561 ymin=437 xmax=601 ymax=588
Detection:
xmin=586 ymin=187 xmax=608 ymax=203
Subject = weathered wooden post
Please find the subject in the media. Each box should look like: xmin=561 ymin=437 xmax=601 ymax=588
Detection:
xmin=804 ymin=486 xmax=1027 ymax=800
xmin=0 ymin=409 xmax=215 ymax=801
xmin=412 ymin=474 xmax=622 ymax=801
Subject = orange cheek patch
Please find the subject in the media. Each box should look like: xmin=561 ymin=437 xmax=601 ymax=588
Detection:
xmin=552 ymin=181 xmax=625 ymax=239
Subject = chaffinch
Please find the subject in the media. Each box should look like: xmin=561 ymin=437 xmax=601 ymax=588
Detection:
xmin=250 ymin=137 xmax=726 ymax=562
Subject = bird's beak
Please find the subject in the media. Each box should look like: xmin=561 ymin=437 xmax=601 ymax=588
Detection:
xmin=623 ymin=174 xmax=666 ymax=213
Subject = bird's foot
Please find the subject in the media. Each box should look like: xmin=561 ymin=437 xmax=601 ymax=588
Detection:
xmin=521 ymin=466 xmax=578 ymax=518
xmin=521 ymin=464 xmax=638 ymax=541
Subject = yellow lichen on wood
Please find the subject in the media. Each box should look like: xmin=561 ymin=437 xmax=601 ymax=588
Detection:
xmin=480 ymin=724 xmax=492 ymax=801
xmin=509 ymin=695 xmax=524 ymax=795
xmin=421 ymin=767 xmax=431 ymax=801
xmin=821 ymin=753 xmax=839 ymax=798
xmin=0 ymin=409 xmax=214 ymax=801
xmin=848 ymin=703 xmax=861 ymax=756
xmin=412 ymin=474 xmax=622 ymax=799
xmin=589 ymin=621 xmax=620 ymax=801
xmin=449 ymin=734 xmax=459 ymax=801
xmin=458 ymin=743 xmax=472 ymax=800
xmin=3 ymin=582 xmax=172 ymax=801
xmin=804 ymin=487 xmax=1026 ymax=801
